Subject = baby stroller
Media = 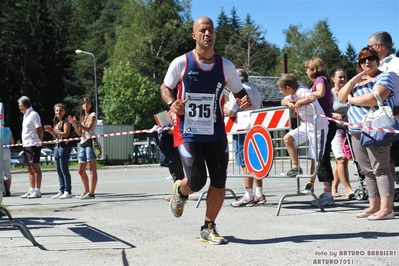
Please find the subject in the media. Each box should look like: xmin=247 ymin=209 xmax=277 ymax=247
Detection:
xmin=343 ymin=127 xmax=368 ymax=201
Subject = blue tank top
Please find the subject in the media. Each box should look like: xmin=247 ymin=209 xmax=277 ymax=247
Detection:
xmin=175 ymin=51 xmax=226 ymax=143
xmin=3 ymin=127 xmax=12 ymax=145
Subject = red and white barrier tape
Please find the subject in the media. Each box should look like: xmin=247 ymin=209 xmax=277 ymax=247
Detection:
xmin=318 ymin=114 xmax=399 ymax=134
xmin=2 ymin=125 xmax=171 ymax=148
xmin=4 ymin=113 xmax=398 ymax=148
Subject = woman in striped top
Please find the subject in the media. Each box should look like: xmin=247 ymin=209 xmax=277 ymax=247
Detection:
xmin=338 ymin=47 xmax=396 ymax=220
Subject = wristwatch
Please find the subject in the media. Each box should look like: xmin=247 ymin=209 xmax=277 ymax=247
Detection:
xmin=167 ymin=99 xmax=175 ymax=109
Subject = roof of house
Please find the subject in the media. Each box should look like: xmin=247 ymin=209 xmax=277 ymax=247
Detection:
xmin=248 ymin=76 xmax=282 ymax=106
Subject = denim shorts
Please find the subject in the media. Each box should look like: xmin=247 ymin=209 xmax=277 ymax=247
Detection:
xmin=233 ymin=134 xmax=246 ymax=167
xmin=78 ymin=146 xmax=97 ymax=163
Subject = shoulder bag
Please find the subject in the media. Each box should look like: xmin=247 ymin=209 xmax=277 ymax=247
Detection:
xmin=91 ymin=136 xmax=102 ymax=159
xmin=360 ymin=91 xmax=399 ymax=147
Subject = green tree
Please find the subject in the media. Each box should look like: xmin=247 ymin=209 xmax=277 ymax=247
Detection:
xmin=103 ymin=0 xmax=193 ymax=126
xmin=224 ymin=14 xmax=279 ymax=76
xmin=229 ymin=7 xmax=241 ymax=34
xmin=341 ymin=43 xmax=357 ymax=79
xmin=282 ymin=20 xmax=342 ymax=86
xmin=65 ymin=0 xmax=104 ymax=116
xmin=0 ymin=0 xmax=68 ymax=141
xmin=100 ymin=62 xmax=161 ymax=130
xmin=215 ymin=8 xmax=233 ymax=54
xmin=111 ymin=0 xmax=192 ymax=84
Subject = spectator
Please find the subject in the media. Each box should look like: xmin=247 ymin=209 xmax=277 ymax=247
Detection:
xmin=160 ymin=16 xmax=251 ymax=245
xmin=279 ymin=74 xmax=329 ymax=205
xmin=2 ymin=126 xmax=14 ymax=197
xmin=303 ymin=57 xmax=336 ymax=207
xmin=18 ymin=96 xmax=43 ymax=199
xmin=225 ymin=68 xmax=266 ymax=207
xmin=338 ymin=47 xmax=395 ymax=220
xmin=368 ymin=31 xmax=399 ymax=184
xmin=68 ymin=98 xmax=98 ymax=200
xmin=330 ymin=69 xmax=355 ymax=199
xmin=44 ymin=103 xmax=73 ymax=199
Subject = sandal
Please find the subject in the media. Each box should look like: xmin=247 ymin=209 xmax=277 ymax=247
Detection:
xmin=346 ymin=192 xmax=355 ymax=199
xmin=332 ymin=192 xmax=342 ymax=198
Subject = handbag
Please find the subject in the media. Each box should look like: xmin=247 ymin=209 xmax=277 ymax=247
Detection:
xmin=92 ymin=138 xmax=102 ymax=159
xmin=360 ymin=91 xmax=399 ymax=147
xmin=342 ymin=137 xmax=352 ymax=159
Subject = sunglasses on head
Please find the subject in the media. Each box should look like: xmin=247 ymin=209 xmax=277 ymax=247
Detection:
xmin=359 ymin=56 xmax=376 ymax=64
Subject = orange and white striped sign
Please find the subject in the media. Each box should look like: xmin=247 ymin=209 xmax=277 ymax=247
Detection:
xmin=225 ymin=109 xmax=290 ymax=133
xmin=251 ymin=109 xmax=290 ymax=130
xmin=225 ymin=117 xmax=246 ymax=133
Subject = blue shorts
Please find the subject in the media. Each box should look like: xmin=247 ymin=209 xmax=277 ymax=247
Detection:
xmin=78 ymin=146 xmax=97 ymax=163
xmin=233 ymin=134 xmax=246 ymax=167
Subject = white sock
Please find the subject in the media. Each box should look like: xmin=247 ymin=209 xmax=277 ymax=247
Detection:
xmin=35 ymin=188 xmax=41 ymax=193
xmin=244 ymin=188 xmax=253 ymax=199
xmin=255 ymin=187 xmax=263 ymax=197
xmin=29 ymin=188 xmax=35 ymax=193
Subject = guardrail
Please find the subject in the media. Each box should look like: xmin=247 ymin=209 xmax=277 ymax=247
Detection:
xmin=196 ymin=104 xmax=325 ymax=215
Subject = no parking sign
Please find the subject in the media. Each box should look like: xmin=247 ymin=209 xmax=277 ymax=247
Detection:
xmin=243 ymin=125 xmax=274 ymax=179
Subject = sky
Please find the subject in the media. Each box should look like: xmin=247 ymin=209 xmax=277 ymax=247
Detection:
xmin=191 ymin=0 xmax=399 ymax=53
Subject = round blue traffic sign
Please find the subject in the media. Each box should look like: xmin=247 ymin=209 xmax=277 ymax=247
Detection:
xmin=243 ymin=125 xmax=274 ymax=179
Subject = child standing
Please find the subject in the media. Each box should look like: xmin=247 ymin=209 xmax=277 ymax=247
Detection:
xmin=44 ymin=103 xmax=73 ymax=199
xmin=278 ymin=74 xmax=331 ymax=204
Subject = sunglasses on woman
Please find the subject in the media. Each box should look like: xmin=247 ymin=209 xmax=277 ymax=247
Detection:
xmin=359 ymin=56 xmax=376 ymax=64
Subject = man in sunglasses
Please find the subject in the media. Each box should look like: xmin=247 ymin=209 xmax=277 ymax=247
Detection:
xmin=368 ymin=31 xmax=399 ymax=205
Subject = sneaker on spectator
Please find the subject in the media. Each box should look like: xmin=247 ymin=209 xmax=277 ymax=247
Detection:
xmin=231 ymin=197 xmax=254 ymax=207
xmin=76 ymin=192 xmax=88 ymax=199
xmin=302 ymin=183 xmax=314 ymax=195
xmin=80 ymin=193 xmax=95 ymax=200
xmin=51 ymin=191 xmax=63 ymax=199
xmin=169 ymin=180 xmax=187 ymax=218
xmin=21 ymin=191 xmax=32 ymax=199
xmin=254 ymin=194 xmax=267 ymax=206
xmin=282 ymin=167 xmax=303 ymax=178
xmin=200 ymin=223 xmax=228 ymax=245
xmin=27 ymin=191 xmax=42 ymax=199
xmin=311 ymin=193 xmax=335 ymax=207
xmin=59 ymin=192 xmax=72 ymax=199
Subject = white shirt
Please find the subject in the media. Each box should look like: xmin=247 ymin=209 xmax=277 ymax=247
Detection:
xmin=80 ymin=112 xmax=97 ymax=145
xmin=163 ymin=51 xmax=243 ymax=94
xmin=227 ymin=82 xmax=263 ymax=113
xmin=283 ymin=86 xmax=328 ymax=130
xmin=379 ymin=54 xmax=399 ymax=107
xmin=22 ymin=107 xmax=42 ymax=147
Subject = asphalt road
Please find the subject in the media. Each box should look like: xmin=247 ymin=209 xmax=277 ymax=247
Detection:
xmin=1 ymin=164 xmax=398 ymax=266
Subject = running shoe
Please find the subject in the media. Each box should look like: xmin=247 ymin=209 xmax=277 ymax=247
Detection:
xmin=76 ymin=192 xmax=88 ymax=199
xmin=169 ymin=180 xmax=187 ymax=218
xmin=27 ymin=191 xmax=42 ymax=199
xmin=80 ymin=193 xmax=95 ymax=200
xmin=52 ymin=191 xmax=63 ymax=199
xmin=230 ymin=197 xmax=254 ymax=207
xmin=254 ymin=194 xmax=267 ymax=206
xmin=282 ymin=167 xmax=303 ymax=178
xmin=200 ymin=223 xmax=228 ymax=245
xmin=302 ymin=182 xmax=314 ymax=195
xmin=59 ymin=192 xmax=72 ymax=199
xmin=310 ymin=193 xmax=335 ymax=207
xmin=21 ymin=191 xmax=32 ymax=199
